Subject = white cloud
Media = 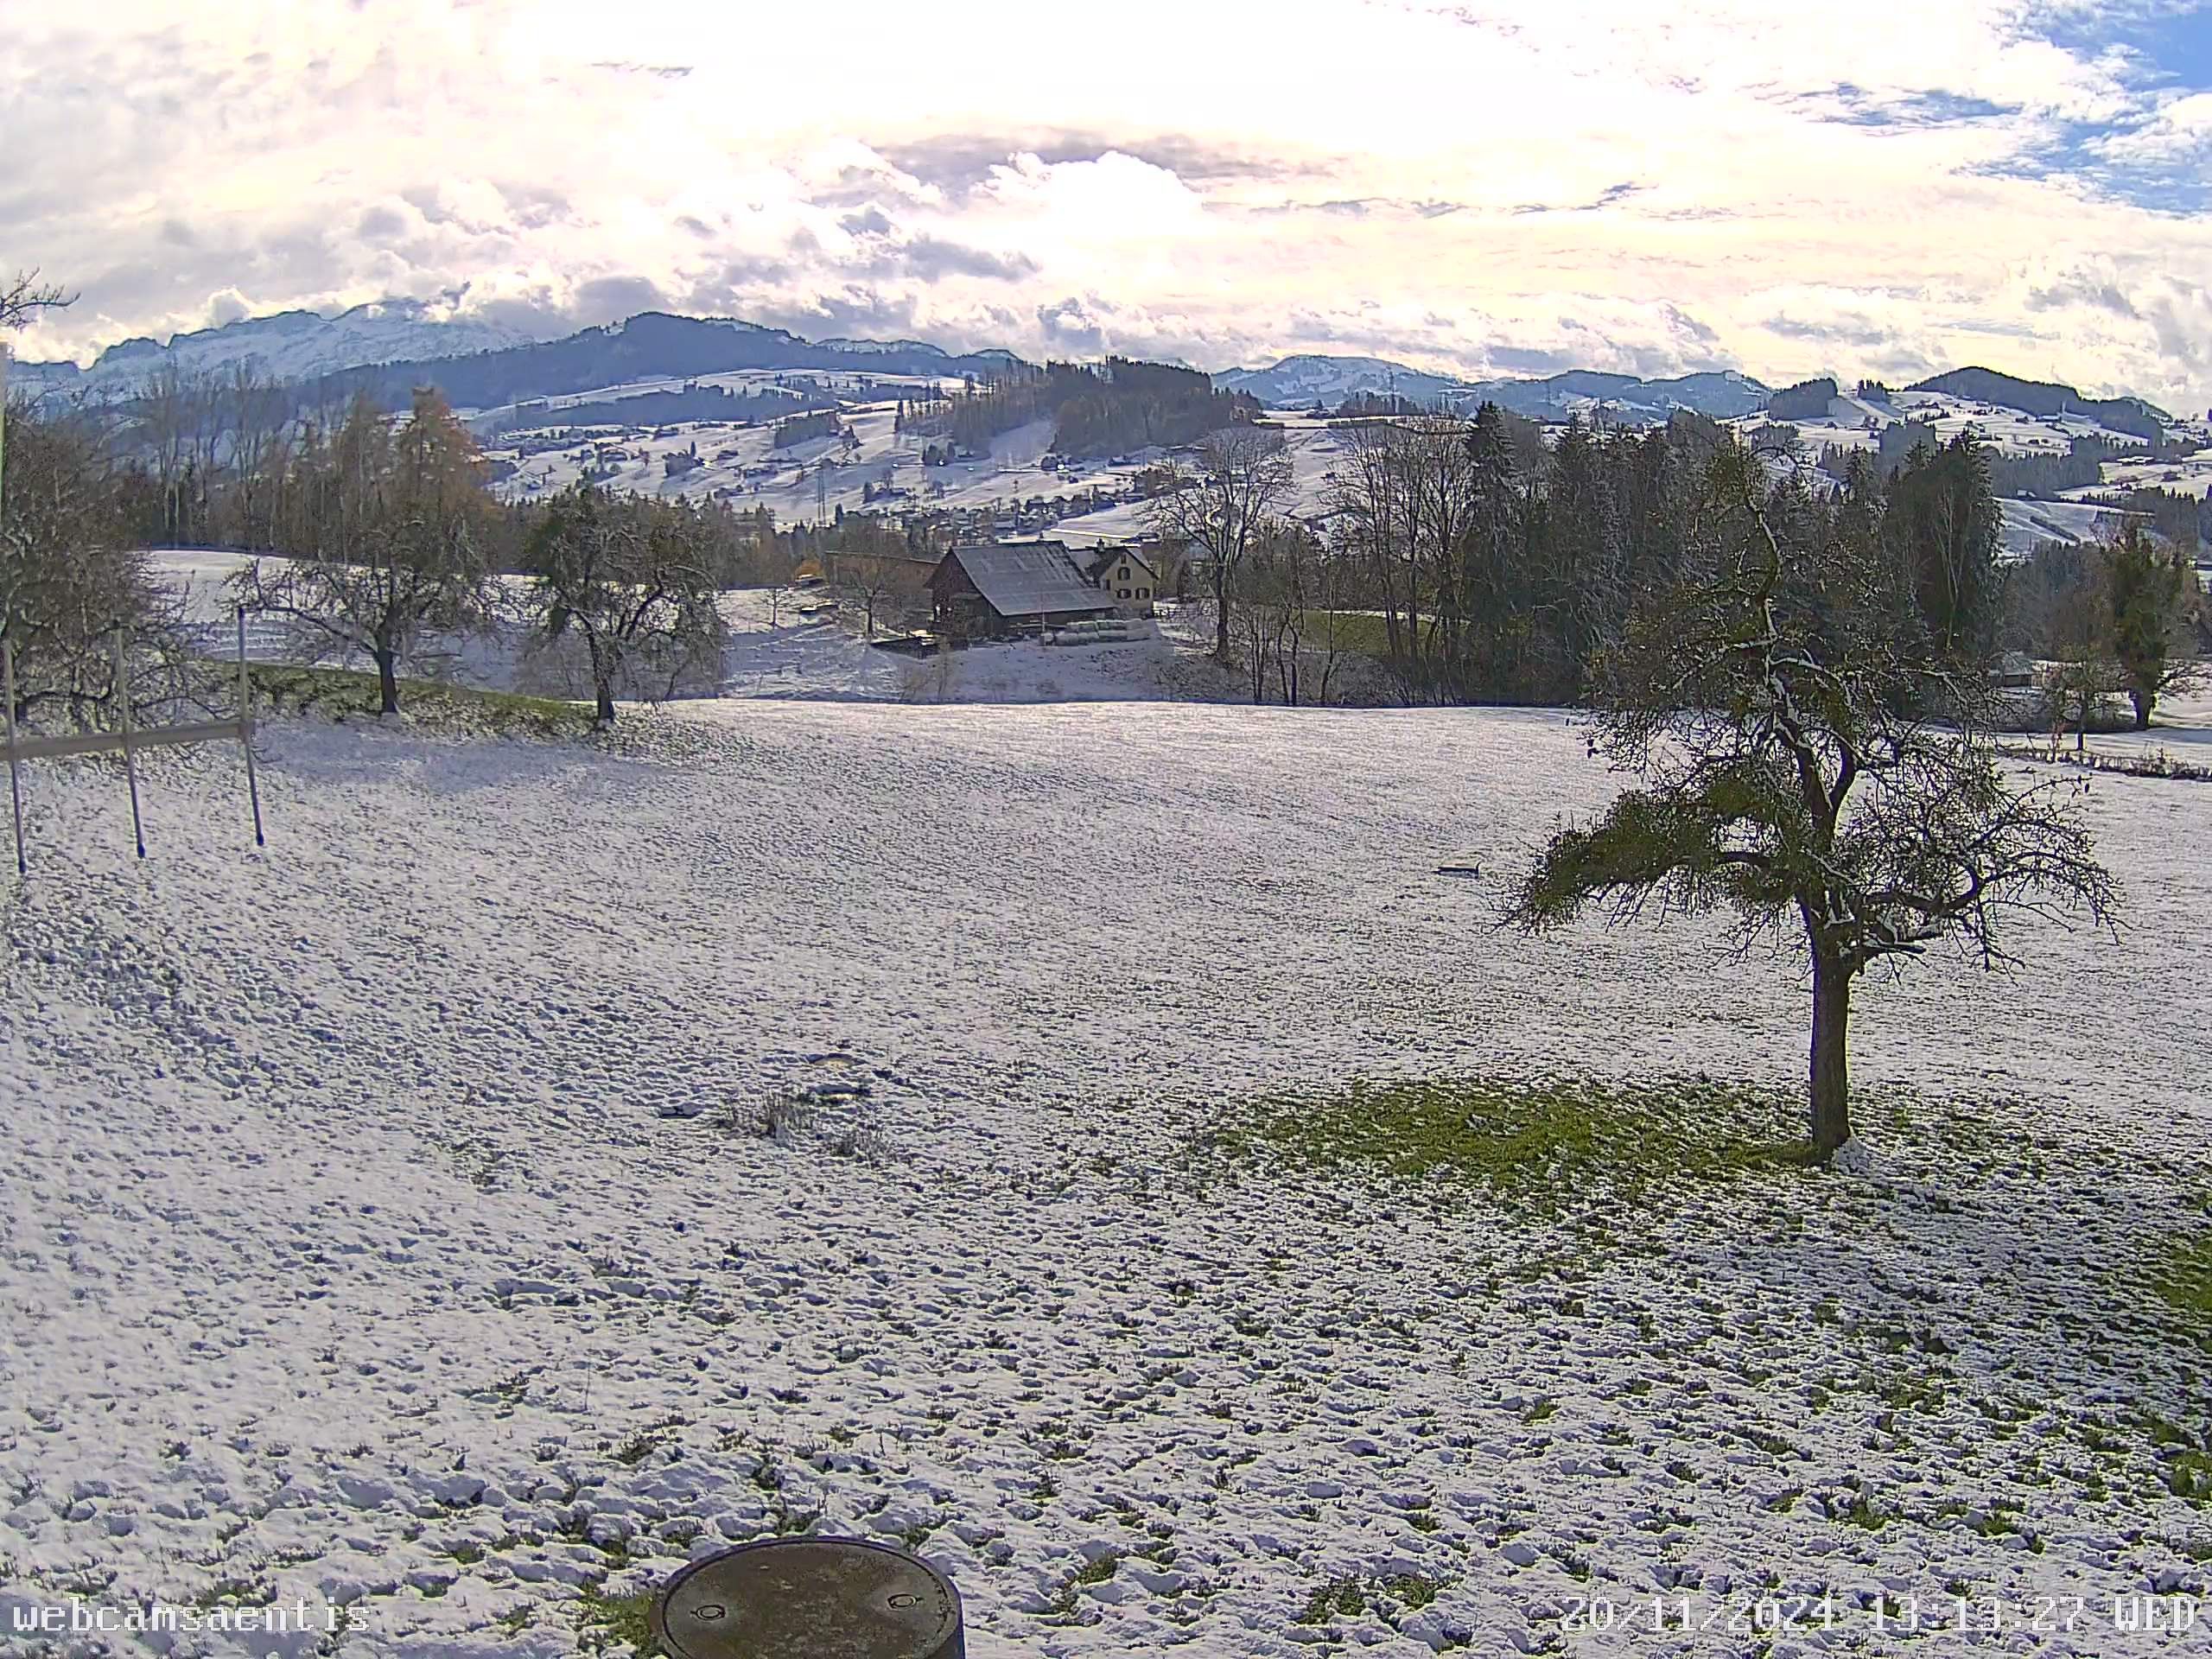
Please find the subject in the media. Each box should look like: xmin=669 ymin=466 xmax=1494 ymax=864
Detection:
xmin=3 ymin=0 xmax=2209 ymax=409
xmin=2094 ymin=88 xmax=2212 ymax=159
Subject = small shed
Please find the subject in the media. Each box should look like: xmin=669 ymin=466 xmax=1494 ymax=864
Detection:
xmin=928 ymin=543 xmax=1114 ymax=640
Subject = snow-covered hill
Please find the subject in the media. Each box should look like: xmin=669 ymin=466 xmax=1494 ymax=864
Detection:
xmin=3 ymin=699 xmax=2209 ymax=1657
xmin=1214 ymin=354 xmax=1474 ymax=409
xmin=16 ymin=296 xmax=559 ymax=396
xmin=1213 ymin=357 xmax=1773 ymax=421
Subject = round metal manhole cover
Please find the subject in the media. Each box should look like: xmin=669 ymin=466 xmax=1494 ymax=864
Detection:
xmin=650 ymin=1537 xmax=964 ymax=1659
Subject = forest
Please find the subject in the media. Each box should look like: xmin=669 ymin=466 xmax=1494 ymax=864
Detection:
xmin=1152 ymin=408 xmax=2204 ymax=726
xmin=898 ymin=358 xmax=1260 ymax=460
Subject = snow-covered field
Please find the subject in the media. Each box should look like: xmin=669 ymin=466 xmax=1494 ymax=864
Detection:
xmin=3 ymin=702 xmax=2209 ymax=1658
xmin=147 ymin=551 xmax=1236 ymax=709
xmin=1996 ymin=499 xmax=2135 ymax=561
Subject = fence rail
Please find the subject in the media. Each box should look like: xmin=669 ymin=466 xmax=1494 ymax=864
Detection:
xmin=1 ymin=612 xmax=266 ymax=875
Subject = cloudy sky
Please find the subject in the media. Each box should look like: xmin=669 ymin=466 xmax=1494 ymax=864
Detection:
xmin=6 ymin=0 xmax=2211 ymax=408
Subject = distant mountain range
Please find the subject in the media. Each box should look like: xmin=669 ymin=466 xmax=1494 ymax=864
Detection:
xmin=9 ymin=297 xmax=551 ymax=397
xmin=1213 ymin=354 xmax=1772 ymax=422
xmin=10 ymin=301 xmax=2187 ymax=442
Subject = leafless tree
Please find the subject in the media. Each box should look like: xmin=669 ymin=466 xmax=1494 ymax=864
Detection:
xmin=524 ymin=484 xmax=727 ymax=725
xmin=1320 ymin=413 xmax=1491 ymax=698
xmin=832 ymin=550 xmax=930 ymax=639
xmin=0 ymin=399 xmax=185 ymax=728
xmin=1 ymin=270 xmax=70 ymax=334
xmin=237 ymin=390 xmax=492 ymax=715
xmin=1143 ymin=425 xmax=1294 ymax=659
xmin=1234 ymin=520 xmax=1344 ymax=705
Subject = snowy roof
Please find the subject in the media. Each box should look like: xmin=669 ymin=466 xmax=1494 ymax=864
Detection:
xmin=944 ymin=543 xmax=1108 ymax=619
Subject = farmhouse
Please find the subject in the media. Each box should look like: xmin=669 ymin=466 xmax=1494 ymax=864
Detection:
xmin=1079 ymin=546 xmax=1159 ymax=615
xmin=928 ymin=543 xmax=1116 ymax=639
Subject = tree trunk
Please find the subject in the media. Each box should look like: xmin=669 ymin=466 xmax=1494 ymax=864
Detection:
xmin=2131 ymin=690 xmax=2152 ymax=730
xmin=374 ymin=647 xmax=400 ymax=716
xmin=1809 ymin=949 xmax=1853 ymax=1157
xmin=594 ymin=683 xmax=617 ymax=726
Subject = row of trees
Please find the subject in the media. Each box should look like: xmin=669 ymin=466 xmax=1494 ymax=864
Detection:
xmin=1147 ymin=405 xmax=2205 ymax=727
xmin=1149 ymin=411 xmax=2010 ymax=708
xmin=232 ymin=389 xmax=742 ymax=723
xmin=2 ymin=347 xmax=745 ymax=727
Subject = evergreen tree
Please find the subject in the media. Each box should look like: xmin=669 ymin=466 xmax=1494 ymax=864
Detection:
xmin=2104 ymin=524 xmax=2193 ymax=729
xmin=1884 ymin=434 xmax=2002 ymax=664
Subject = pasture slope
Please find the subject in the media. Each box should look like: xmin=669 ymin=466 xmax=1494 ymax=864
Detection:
xmin=2 ymin=700 xmax=2209 ymax=1656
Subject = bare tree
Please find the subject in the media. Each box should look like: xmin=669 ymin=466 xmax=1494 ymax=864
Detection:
xmin=524 ymin=484 xmax=727 ymax=725
xmin=1235 ymin=520 xmax=1338 ymax=705
xmin=1511 ymin=443 xmax=2118 ymax=1158
xmin=1144 ymin=426 xmax=1294 ymax=660
xmin=238 ymin=390 xmax=491 ymax=715
xmin=0 ymin=400 xmax=170 ymax=728
xmin=1 ymin=270 xmax=71 ymax=334
xmin=831 ymin=549 xmax=930 ymax=639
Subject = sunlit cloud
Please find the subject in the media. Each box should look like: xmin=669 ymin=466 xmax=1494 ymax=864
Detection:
xmin=3 ymin=0 xmax=2209 ymax=410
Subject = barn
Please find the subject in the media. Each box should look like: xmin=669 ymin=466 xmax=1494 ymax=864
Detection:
xmin=927 ymin=543 xmax=1116 ymax=640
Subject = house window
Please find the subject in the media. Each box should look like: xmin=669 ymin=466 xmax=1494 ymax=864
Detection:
xmin=1117 ymin=588 xmax=1129 ymax=599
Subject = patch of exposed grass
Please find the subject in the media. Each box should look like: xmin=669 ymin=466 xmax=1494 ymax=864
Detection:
xmin=243 ymin=663 xmax=595 ymax=740
xmin=1297 ymin=1575 xmax=1366 ymax=1624
xmin=1289 ymin=609 xmax=1396 ymax=658
xmin=2169 ymin=1452 xmax=2212 ymax=1504
xmin=575 ymin=1586 xmax=658 ymax=1656
xmin=1071 ymin=1550 xmax=1122 ymax=1587
xmin=1382 ymin=1573 xmax=1440 ymax=1610
xmin=1210 ymin=1075 xmax=1816 ymax=1212
xmin=2154 ymin=1233 xmax=2212 ymax=1327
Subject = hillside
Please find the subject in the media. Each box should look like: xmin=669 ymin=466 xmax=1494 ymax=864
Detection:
xmin=17 ymin=299 xmax=2191 ymax=464
xmin=1213 ymin=354 xmax=1473 ymax=409
xmin=1211 ymin=355 xmax=1771 ymax=422
xmin=5 ymin=700 xmax=2209 ymax=1656
xmin=306 ymin=312 xmax=1027 ymax=416
xmin=1912 ymin=367 xmax=2171 ymax=442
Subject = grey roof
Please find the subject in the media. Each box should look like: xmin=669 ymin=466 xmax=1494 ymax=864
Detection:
xmin=947 ymin=543 xmax=1109 ymax=619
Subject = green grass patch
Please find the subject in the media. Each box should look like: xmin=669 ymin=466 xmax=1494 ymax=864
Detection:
xmin=1070 ymin=1550 xmax=1122 ymax=1587
xmin=2169 ymin=1452 xmax=2212 ymax=1503
xmin=1297 ymin=1575 xmax=1366 ymax=1624
xmin=1209 ymin=1076 xmax=1816 ymax=1212
xmin=2154 ymin=1234 xmax=2212 ymax=1326
xmin=575 ymin=1586 xmax=658 ymax=1656
xmin=1382 ymin=1573 xmax=1440 ymax=1610
xmin=243 ymin=663 xmax=595 ymax=740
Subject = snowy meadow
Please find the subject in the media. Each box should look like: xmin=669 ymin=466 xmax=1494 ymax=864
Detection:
xmin=2 ymin=700 xmax=2209 ymax=1657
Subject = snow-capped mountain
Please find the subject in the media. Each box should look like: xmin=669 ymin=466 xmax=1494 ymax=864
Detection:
xmin=1212 ymin=354 xmax=1772 ymax=421
xmin=1213 ymin=354 xmax=1474 ymax=409
xmin=14 ymin=297 xmax=560 ymax=397
xmin=1453 ymin=368 xmax=1770 ymax=423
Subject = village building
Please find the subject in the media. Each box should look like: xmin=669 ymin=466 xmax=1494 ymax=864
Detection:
xmin=1079 ymin=546 xmax=1159 ymax=615
xmin=928 ymin=543 xmax=1116 ymax=640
